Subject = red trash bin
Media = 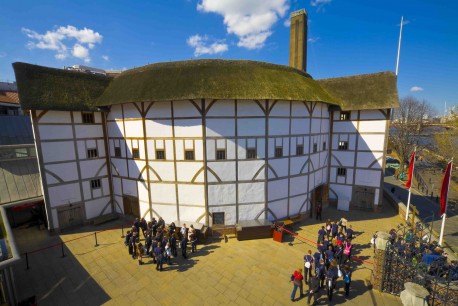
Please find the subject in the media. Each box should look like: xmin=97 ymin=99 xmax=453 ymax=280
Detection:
xmin=273 ymin=228 xmax=283 ymax=242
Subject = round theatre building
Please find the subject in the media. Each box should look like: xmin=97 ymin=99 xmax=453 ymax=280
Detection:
xmin=13 ymin=59 xmax=398 ymax=231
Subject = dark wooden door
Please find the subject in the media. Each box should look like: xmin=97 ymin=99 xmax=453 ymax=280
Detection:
xmin=58 ymin=206 xmax=83 ymax=229
xmin=123 ymin=196 xmax=140 ymax=218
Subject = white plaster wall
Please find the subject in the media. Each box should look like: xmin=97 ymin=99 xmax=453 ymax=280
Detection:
xmin=206 ymin=99 xmax=235 ymax=116
xmin=38 ymin=125 xmax=73 ymax=140
xmin=360 ymin=110 xmax=387 ymax=120
xmin=139 ymin=200 xmax=150 ymax=219
xmin=206 ymin=119 xmax=235 ymax=137
xmin=42 ymin=142 xmax=75 ymax=163
xmin=124 ymin=120 xmax=144 ymax=138
xmin=333 ymin=121 xmax=357 ymax=133
xmin=331 ymin=152 xmax=355 ymax=167
xmin=291 ymin=101 xmax=310 ymax=116
xmin=174 ymin=119 xmax=202 ymax=137
xmin=85 ymin=198 xmax=109 ymax=219
xmin=107 ymin=105 xmax=123 ymax=120
xmin=329 ymin=184 xmax=352 ymax=201
xmin=268 ymin=199 xmax=288 ymax=220
xmin=358 ymin=120 xmax=386 ymax=133
xmin=39 ymin=110 xmax=71 ymax=123
xmin=355 ymin=169 xmax=381 ymax=187
xmin=75 ymin=125 xmax=103 ymax=138
xmin=45 ymin=163 xmax=79 ymax=182
xmin=357 ymin=152 xmax=384 ymax=169
xmin=150 ymin=183 xmax=176 ymax=204
xmin=208 ymin=184 xmax=236 ymax=205
xmin=358 ymin=134 xmax=385 ymax=151
xmin=238 ymin=118 xmax=265 ymax=136
xmin=195 ymin=140 xmax=204 ymax=160
xmin=122 ymin=103 xmax=142 ymax=118
xmin=176 ymin=162 xmax=205 ymax=182
xmin=268 ymin=179 xmax=288 ymax=201
xmin=152 ymin=205 xmax=177 ymax=222
xmin=207 ymin=161 xmax=236 ymax=182
xmin=311 ymin=119 xmax=322 ymax=134
xmin=138 ymin=181 xmax=149 ymax=203
xmin=146 ymin=101 xmax=172 ymax=118
xmin=179 ymin=206 xmax=206 ymax=223
xmin=290 ymin=194 xmax=307 ymax=215
xmin=114 ymin=195 xmax=123 ymax=213
xmin=291 ymin=118 xmax=310 ymax=134
xmin=149 ymin=162 xmax=175 ymax=182
xmin=111 ymin=158 xmax=128 ymax=177
xmin=48 ymin=183 xmax=81 ymax=206
xmin=122 ymin=179 xmax=138 ymax=197
xmin=238 ymin=203 xmax=264 ymax=221
xmin=269 ymin=100 xmax=290 ymax=116
xmin=238 ymin=182 xmax=265 ymax=203
xmin=237 ymin=100 xmax=265 ymax=116
xmin=145 ymin=120 xmax=173 ymax=137
xmin=321 ymin=119 xmax=330 ymax=133
xmin=178 ymin=184 xmax=205 ymax=205
xmin=290 ymin=156 xmax=308 ymax=175
xmin=269 ymin=159 xmax=289 ymax=178
xmin=209 ymin=206 xmax=236 ymax=225
xmin=107 ymin=121 xmax=124 ymax=137
xmin=173 ymin=100 xmax=202 ymax=117
xmin=269 ymin=118 xmax=290 ymax=135
xmin=112 ymin=177 xmax=122 ymax=196
xmin=80 ymin=160 xmax=107 ymax=179
xmin=237 ymin=160 xmax=265 ymax=181
xmin=290 ymin=175 xmax=308 ymax=196
xmin=127 ymin=159 xmax=145 ymax=179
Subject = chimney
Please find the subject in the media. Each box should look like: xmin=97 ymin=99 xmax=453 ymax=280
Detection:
xmin=289 ymin=9 xmax=308 ymax=71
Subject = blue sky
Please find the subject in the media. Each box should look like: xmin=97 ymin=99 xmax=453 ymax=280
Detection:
xmin=1 ymin=0 xmax=457 ymax=113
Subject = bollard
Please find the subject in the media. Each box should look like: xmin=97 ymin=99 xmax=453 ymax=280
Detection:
xmin=121 ymin=225 xmax=125 ymax=238
xmin=61 ymin=242 xmax=66 ymax=258
xmin=25 ymin=252 xmax=29 ymax=270
xmin=94 ymin=232 xmax=99 ymax=247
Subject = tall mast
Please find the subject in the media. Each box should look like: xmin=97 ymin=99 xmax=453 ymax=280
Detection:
xmin=396 ymin=16 xmax=403 ymax=76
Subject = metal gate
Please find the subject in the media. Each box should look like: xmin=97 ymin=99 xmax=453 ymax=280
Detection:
xmin=57 ymin=206 xmax=83 ymax=229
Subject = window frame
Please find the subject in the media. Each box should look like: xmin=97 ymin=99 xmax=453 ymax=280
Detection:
xmin=246 ymin=148 xmax=257 ymax=159
xmin=212 ymin=212 xmax=225 ymax=225
xmin=90 ymin=179 xmax=101 ymax=189
xmin=114 ymin=146 xmax=121 ymax=157
xmin=322 ymin=142 xmax=326 ymax=151
xmin=185 ymin=150 xmax=195 ymax=161
xmin=274 ymin=147 xmax=283 ymax=158
xmin=82 ymin=112 xmax=95 ymax=124
xmin=338 ymin=141 xmax=348 ymax=151
xmin=87 ymin=148 xmax=98 ymax=159
xmin=313 ymin=143 xmax=318 ymax=153
xmin=296 ymin=144 xmax=304 ymax=156
xmin=156 ymin=149 xmax=165 ymax=160
xmin=132 ymin=148 xmax=140 ymax=159
xmin=340 ymin=111 xmax=350 ymax=121
xmin=216 ymin=149 xmax=226 ymax=160
xmin=337 ymin=167 xmax=347 ymax=177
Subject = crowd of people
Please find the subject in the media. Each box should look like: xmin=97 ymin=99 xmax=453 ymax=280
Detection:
xmin=290 ymin=217 xmax=355 ymax=304
xmin=124 ymin=217 xmax=198 ymax=270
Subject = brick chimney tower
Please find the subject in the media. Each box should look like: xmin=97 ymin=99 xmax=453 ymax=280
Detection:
xmin=289 ymin=9 xmax=308 ymax=71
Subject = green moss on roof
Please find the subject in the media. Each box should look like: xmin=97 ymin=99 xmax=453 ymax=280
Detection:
xmin=13 ymin=62 xmax=111 ymax=111
xmin=317 ymin=71 xmax=399 ymax=110
xmin=96 ymin=59 xmax=340 ymax=106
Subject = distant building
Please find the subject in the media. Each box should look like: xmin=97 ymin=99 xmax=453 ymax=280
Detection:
xmin=0 ymin=82 xmax=22 ymax=116
xmin=13 ymin=9 xmax=399 ymax=231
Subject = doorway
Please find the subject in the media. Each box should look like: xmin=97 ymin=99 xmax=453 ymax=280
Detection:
xmin=123 ymin=195 xmax=140 ymax=218
xmin=57 ymin=205 xmax=83 ymax=229
xmin=352 ymin=186 xmax=375 ymax=210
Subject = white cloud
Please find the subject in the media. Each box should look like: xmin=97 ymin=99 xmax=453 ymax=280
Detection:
xmin=308 ymin=37 xmax=320 ymax=43
xmin=197 ymin=0 xmax=289 ymax=50
xmin=399 ymin=19 xmax=411 ymax=26
xmin=283 ymin=19 xmax=291 ymax=27
xmin=22 ymin=25 xmax=102 ymax=62
xmin=410 ymin=86 xmax=424 ymax=92
xmin=102 ymin=55 xmax=109 ymax=61
xmin=187 ymin=34 xmax=228 ymax=57
xmin=311 ymin=0 xmax=332 ymax=11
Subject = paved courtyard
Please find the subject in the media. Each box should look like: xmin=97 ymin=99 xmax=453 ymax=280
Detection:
xmin=13 ymin=202 xmax=405 ymax=305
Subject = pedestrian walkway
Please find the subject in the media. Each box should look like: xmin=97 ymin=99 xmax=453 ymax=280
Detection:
xmin=12 ymin=204 xmax=404 ymax=305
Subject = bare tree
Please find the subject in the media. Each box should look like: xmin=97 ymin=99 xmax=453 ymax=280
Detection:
xmin=390 ymin=96 xmax=434 ymax=172
xmin=433 ymin=117 xmax=458 ymax=165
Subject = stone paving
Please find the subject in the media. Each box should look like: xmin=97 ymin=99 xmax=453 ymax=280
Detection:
xmin=12 ymin=203 xmax=406 ymax=306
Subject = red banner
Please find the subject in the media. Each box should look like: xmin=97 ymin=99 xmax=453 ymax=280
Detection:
xmin=440 ymin=161 xmax=453 ymax=216
xmin=405 ymin=150 xmax=416 ymax=188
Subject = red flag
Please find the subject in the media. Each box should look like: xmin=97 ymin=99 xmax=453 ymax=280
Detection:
xmin=440 ymin=161 xmax=453 ymax=216
xmin=405 ymin=150 xmax=416 ymax=188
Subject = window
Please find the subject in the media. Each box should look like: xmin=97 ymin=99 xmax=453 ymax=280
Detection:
xmin=91 ymin=179 xmax=101 ymax=189
xmin=313 ymin=143 xmax=318 ymax=153
xmin=212 ymin=212 xmax=225 ymax=225
xmin=337 ymin=167 xmax=347 ymax=176
xmin=246 ymin=148 xmax=256 ymax=159
xmin=185 ymin=150 xmax=195 ymax=160
xmin=156 ymin=149 xmax=165 ymax=160
xmin=296 ymin=145 xmax=304 ymax=155
xmin=114 ymin=147 xmax=121 ymax=157
xmin=132 ymin=148 xmax=140 ymax=159
xmin=275 ymin=147 xmax=283 ymax=158
xmin=338 ymin=141 xmax=348 ymax=150
xmin=87 ymin=148 xmax=98 ymax=158
xmin=340 ymin=111 xmax=350 ymax=121
xmin=322 ymin=142 xmax=326 ymax=151
xmin=82 ymin=112 xmax=95 ymax=123
xmin=216 ymin=149 xmax=226 ymax=160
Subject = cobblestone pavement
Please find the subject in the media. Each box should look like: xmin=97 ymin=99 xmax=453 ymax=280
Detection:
xmin=12 ymin=204 xmax=404 ymax=306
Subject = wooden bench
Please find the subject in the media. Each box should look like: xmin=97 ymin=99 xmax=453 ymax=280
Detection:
xmin=92 ymin=213 xmax=118 ymax=225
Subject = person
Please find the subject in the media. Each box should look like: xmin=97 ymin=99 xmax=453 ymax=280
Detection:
xmin=303 ymin=250 xmax=314 ymax=284
xmin=190 ymin=231 xmax=198 ymax=253
xmin=331 ymin=221 xmax=339 ymax=238
xmin=316 ymin=259 xmax=326 ymax=288
xmin=346 ymin=225 xmax=354 ymax=240
xmin=334 ymin=244 xmax=343 ymax=266
xmin=188 ymin=224 xmax=196 ymax=240
xmin=339 ymin=217 xmax=347 ymax=233
xmin=307 ymin=274 xmax=320 ymax=305
xmin=165 ymin=241 xmax=172 ymax=264
xmin=133 ymin=218 xmax=140 ymax=234
xmin=342 ymin=265 xmax=352 ymax=297
xmin=324 ymin=245 xmax=334 ymax=270
xmin=180 ymin=223 xmax=188 ymax=239
xmin=137 ymin=242 xmax=144 ymax=265
xmin=154 ymin=242 xmax=164 ymax=271
xmin=169 ymin=233 xmax=177 ymax=257
xmin=343 ymin=239 xmax=353 ymax=264
xmin=325 ymin=219 xmax=332 ymax=240
xmin=290 ymin=268 xmax=304 ymax=302
xmin=181 ymin=236 xmax=188 ymax=259
xmin=316 ymin=202 xmax=322 ymax=220
xmin=317 ymin=226 xmax=326 ymax=244
xmin=325 ymin=265 xmax=337 ymax=301
xmin=140 ymin=218 xmax=147 ymax=238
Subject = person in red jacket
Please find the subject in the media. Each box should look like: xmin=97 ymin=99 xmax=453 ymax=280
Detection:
xmin=290 ymin=268 xmax=304 ymax=302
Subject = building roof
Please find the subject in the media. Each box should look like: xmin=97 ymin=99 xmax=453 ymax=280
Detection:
xmin=0 ymin=91 xmax=19 ymax=105
xmin=317 ymin=71 xmax=400 ymax=110
xmin=0 ymin=157 xmax=42 ymax=205
xmin=13 ymin=60 xmax=399 ymax=111
xmin=0 ymin=116 xmax=34 ymax=145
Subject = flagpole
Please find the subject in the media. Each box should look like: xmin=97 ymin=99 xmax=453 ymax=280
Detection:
xmin=405 ymin=147 xmax=416 ymax=221
xmin=396 ymin=16 xmax=403 ymax=76
xmin=439 ymin=159 xmax=453 ymax=246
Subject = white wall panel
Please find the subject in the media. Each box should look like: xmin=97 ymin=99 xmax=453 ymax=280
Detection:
xmin=174 ymin=119 xmax=202 ymax=137
xmin=139 ymin=200 xmax=149 ymax=219
xmin=149 ymin=162 xmax=175 ymax=181
xmin=107 ymin=105 xmax=123 ymax=120
xmin=80 ymin=159 xmax=107 ymax=179
xmin=206 ymin=119 xmax=235 ymax=137
xmin=82 ymin=181 xmax=91 ymax=200
xmin=291 ymin=119 xmax=310 ymax=134
xmin=355 ymin=169 xmax=381 ymax=187
xmin=48 ymin=183 xmax=81 ymax=206
xmin=358 ymin=134 xmax=385 ymax=151
xmin=206 ymin=100 xmax=235 ymax=116
xmin=75 ymin=125 xmax=103 ymax=138
xmin=208 ymin=184 xmax=236 ymax=205
xmin=360 ymin=109 xmax=387 ymax=120
xmin=38 ymin=125 xmax=73 ymax=140
xmin=85 ymin=198 xmax=108 ymax=219
xmin=333 ymin=121 xmax=357 ymax=133
xmin=237 ymin=160 xmax=265 ymax=180
xmin=357 ymin=152 xmax=384 ymax=168
xmin=178 ymin=184 xmax=205 ymax=205
xmin=176 ymin=162 xmax=204 ymax=182
xmin=238 ymin=118 xmax=265 ymax=136
xmin=122 ymin=179 xmax=138 ymax=197
xmin=124 ymin=120 xmax=144 ymax=138
xmin=269 ymin=100 xmax=290 ymax=116
xmin=152 ymin=205 xmax=177 ymax=222
xmin=358 ymin=120 xmax=386 ymax=133
xmin=238 ymin=182 xmax=264 ymax=203
xmin=227 ymin=138 xmax=236 ymax=160
xmin=237 ymin=100 xmax=265 ymax=117
xmin=150 ymin=183 xmax=176 ymax=204
xmin=145 ymin=120 xmax=173 ymax=137
xmin=39 ymin=111 xmax=71 ymax=123
xmin=331 ymin=152 xmax=355 ymax=167
xmin=329 ymin=184 xmax=352 ymax=201
xmin=269 ymin=159 xmax=289 ymax=178
xmin=257 ymin=138 xmax=265 ymax=158
xmin=290 ymin=156 xmax=308 ymax=175
xmin=268 ymin=199 xmax=288 ymax=220
xmin=290 ymin=175 xmax=308 ymax=196
xmin=290 ymin=194 xmax=307 ymax=215
xmin=111 ymin=158 xmax=128 ymax=177
xmin=122 ymin=103 xmax=142 ymax=118
xmin=179 ymin=206 xmax=206 ymax=223
xmin=311 ymin=119 xmax=322 ymax=133
xmin=291 ymin=101 xmax=309 ymax=116
xmin=42 ymin=142 xmax=75 ymax=163
xmin=146 ymin=101 xmax=171 ymax=118
xmin=114 ymin=195 xmax=123 ymax=213
xmin=268 ymin=179 xmax=288 ymax=201
xmin=45 ymin=162 xmax=79 ymax=182
xmin=238 ymin=204 xmax=264 ymax=221
xmin=173 ymin=100 xmax=202 ymax=117
xmin=207 ymin=161 xmax=236 ymax=182
xmin=209 ymin=206 xmax=236 ymax=225
xmin=269 ymin=118 xmax=290 ymax=135
xmin=321 ymin=119 xmax=329 ymax=133
xmin=107 ymin=122 xmax=124 ymax=137
xmin=112 ymin=177 xmax=122 ymax=195
xmin=137 ymin=181 xmax=149 ymax=203
xmin=127 ymin=160 xmax=145 ymax=179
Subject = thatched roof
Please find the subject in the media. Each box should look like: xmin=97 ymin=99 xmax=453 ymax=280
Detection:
xmin=317 ymin=71 xmax=399 ymax=110
xmin=13 ymin=62 xmax=111 ymax=111
xmin=13 ymin=60 xmax=399 ymax=112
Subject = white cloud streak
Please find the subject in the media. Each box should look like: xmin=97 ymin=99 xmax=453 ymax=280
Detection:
xmin=102 ymin=55 xmax=109 ymax=61
xmin=410 ymin=86 xmax=424 ymax=92
xmin=197 ymin=0 xmax=289 ymax=49
xmin=187 ymin=34 xmax=228 ymax=57
xmin=308 ymin=37 xmax=320 ymax=43
xmin=22 ymin=25 xmax=103 ymax=62
xmin=310 ymin=0 xmax=332 ymax=11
